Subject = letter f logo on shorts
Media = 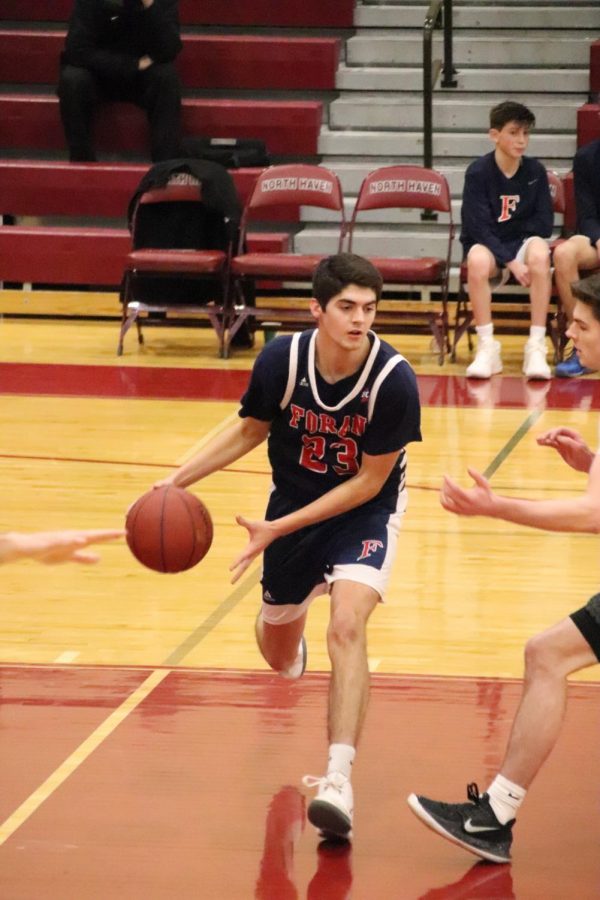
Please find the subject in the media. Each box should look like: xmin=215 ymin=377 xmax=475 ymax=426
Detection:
xmin=357 ymin=539 xmax=384 ymax=561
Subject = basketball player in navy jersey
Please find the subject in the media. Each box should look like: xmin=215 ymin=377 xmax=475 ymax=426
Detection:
xmin=409 ymin=273 xmax=600 ymax=864
xmin=156 ymin=253 xmax=422 ymax=840
xmin=460 ymin=100 xmax=553 ymax=380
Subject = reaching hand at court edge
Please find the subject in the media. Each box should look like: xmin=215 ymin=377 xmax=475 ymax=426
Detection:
xmin=0 ymin=529 xmax=124 ymax=565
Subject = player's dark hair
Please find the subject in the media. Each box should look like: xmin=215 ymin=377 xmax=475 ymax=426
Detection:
xmin=572 ymin=272 xmax=600 ymax=323
xmin=312 ymin=253 xmax=383 ymax=310
xmin=489 ymin=101 xmax=535 ymax=131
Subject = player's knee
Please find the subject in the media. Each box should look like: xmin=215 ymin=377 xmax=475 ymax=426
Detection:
xmin=145 ymin=62 xmax=181 ymax=93
xmin=523 ymin=631 xmax=561 ymax=679
xmin=58 ymin=65 xmax=95 ymax=100
xmin=466 ymin=246 xmax=494 ymax=282
xmin=327 ymin=607 xmax=363 ymax=652
xmin=552 ymin=240 xmax=576 ymax=271
xmin=527 ymin=245 xmax=551 ymax=276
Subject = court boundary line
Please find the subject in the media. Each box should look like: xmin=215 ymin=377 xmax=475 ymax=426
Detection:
xmin=483 ymin=408 xmax=543 ymax=479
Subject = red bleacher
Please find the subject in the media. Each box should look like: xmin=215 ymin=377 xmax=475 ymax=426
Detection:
xmin=0 ymin=160 xmax=247 ymax=217
xmin=0 ymin=94 xmax=322 ymax=156
xmin=0 ymin=225 xmax=290 ymax=288
xmin=0 ymin=161 xmax=292 ymax=288
xmin=577 ymin=103 xmax=600 ymax=147
xmin=0 ymin=31 xmax=340 ymax=92
xmin=0 ymin=1 xmax=340 ymax=294
xmin=0 ymin=0 xmax=355 ymax=27
xmin=0 ymin=160 xmax=298 ymax=223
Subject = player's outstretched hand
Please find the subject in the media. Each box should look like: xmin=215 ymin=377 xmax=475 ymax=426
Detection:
xmin=536 ymin=427 xmax=594 ymax=473
xmin=0 ymin=529 xmax=125 ymax=565
xmin=440 ymin=468 xmax=495 ymax=517
xmin=229 ymin=516 xmax=278 ymax=584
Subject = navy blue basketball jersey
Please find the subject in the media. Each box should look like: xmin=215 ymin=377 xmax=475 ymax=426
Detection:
xmin=240 ymin=329 xmax=421 ymax=510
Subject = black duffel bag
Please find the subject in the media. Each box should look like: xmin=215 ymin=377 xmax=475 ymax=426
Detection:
xmin=180 ymin=136 xmax=271 ymax=169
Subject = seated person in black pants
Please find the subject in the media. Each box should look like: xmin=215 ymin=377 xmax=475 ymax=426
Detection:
xmin=58 ymin=0 xmax=182 ymax=162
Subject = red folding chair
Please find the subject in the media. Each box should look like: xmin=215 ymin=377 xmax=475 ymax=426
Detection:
xmin=346 ymin=165 xmax=454 ymax=364
xmin=118 ymin=182 xmax=234 ymax=357
xmin=228 ymin=163 xmax=346 ymax=354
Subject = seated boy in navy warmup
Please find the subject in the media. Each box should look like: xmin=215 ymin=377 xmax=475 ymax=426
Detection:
xmin=461 ymin=101 xmax=553 ymax=380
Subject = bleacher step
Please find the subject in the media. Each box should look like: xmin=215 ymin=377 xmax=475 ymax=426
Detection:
xmin=347 ymin=32 xmax=596 ymax=67
xmin=318 ymin=127 xmax=577 ymax=163
xmin=330 ymin=93 xmax=581 ymax=131
xmin=336 ymin=66 xmax=589 ymax=93
xmin=356 ymin=4 xmax=599 ymax=29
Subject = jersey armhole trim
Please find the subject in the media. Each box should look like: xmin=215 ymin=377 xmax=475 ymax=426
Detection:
xmin=280 ymin=332 xmax=301 ymax=410
xmin=367 ymin=355 xmax=405 ymax=422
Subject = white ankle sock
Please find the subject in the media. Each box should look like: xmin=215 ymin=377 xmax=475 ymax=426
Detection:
xmin=529 ymin=325 xmax=546 ymax=343
xmin=487 ymin=774 xmax=526 ymax=824
xmin=476 ymin=323 xmax=494 ymax=343
xmin=327 ymin=743 xmax=355 ymax=780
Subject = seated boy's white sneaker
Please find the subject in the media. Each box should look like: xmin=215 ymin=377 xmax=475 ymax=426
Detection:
xmin=302 ymin=772 xmax=353 ymax=840
xmin=523 ymin=339 xmax=551 ymax=380
xmin=466 ymin=341 xmax=503 ymax=379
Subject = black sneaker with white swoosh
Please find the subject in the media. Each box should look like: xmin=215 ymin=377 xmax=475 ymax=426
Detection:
xmin=407 ymin=783 xmax=514 ymax=864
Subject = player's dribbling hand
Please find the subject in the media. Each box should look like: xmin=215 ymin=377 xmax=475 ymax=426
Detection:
xmin=536 ymin=427 xmax=594 ymax=473
xmin=440 ymin=468 xmax=495 ymax=516
xmin=229 ymin=515 xmax=277 ymax=583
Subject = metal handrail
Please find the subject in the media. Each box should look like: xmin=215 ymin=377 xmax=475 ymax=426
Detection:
xmin=423 ymin=0 xmax=457 ymax=172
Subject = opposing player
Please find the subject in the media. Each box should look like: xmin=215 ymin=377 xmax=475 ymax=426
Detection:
xmin=0 ymin=529 xmax=124 ymax=565
xmin=156 ymin=253 xmax=422 ymax=839
xmin=408 ymin=271 xmax=600 ymax=863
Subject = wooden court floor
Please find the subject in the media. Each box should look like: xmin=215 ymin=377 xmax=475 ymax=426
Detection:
xmin=1 ymin=301 xmax=599 ymax=898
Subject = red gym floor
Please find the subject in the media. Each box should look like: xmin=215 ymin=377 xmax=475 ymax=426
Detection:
xmin=1 ymin=665 xmax=599 ymax=899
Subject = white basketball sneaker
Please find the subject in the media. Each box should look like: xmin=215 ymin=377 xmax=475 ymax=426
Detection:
xmin=523 ymin=338 xmax=551 ymax=380
xmin=280 ymin=636 xmax=307 ymax=679
xmin=466 ymin=340 xmax=503 ymax=379
xmin=302 ymin=771 xmax=353 ymax=840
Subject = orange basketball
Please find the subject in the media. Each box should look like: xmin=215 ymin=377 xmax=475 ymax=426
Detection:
xmin=126 ymin=485 xmax=213 ymax=573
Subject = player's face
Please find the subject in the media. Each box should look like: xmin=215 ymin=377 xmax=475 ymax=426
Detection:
xmin=490 ymin=121 xmax=530 ymax=161
xmin=311 ymin=284 xmax=378 ymax=352
xmin=566 ymin=300 xmax=600 ymax=371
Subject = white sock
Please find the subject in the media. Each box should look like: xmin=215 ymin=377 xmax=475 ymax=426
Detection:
xmin=529 ymin=325 xmax=546 ymax=343
xmin=476 ymin=323 xmax=494 ymax=343
xmin=327 ymin=743 xmax=355 ymax=780
xmin=487 ymin=774 xmax=526 ymax=824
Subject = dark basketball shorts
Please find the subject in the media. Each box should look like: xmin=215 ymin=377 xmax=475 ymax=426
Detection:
xmin=481 ymin=236 xmax=547 ymax=290
xmin=260 ymin=489 xmax=408 ymax=625
xmin=570 ymin=592 xmax=600 ymax=661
